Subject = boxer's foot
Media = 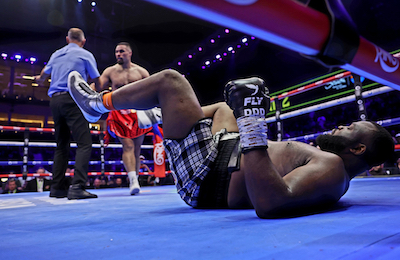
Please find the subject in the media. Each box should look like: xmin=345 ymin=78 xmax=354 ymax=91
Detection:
xmin=128 ymin=171 xmax=141 ymax=195
xmin=68 ymin=71 xmax=110 ymax=123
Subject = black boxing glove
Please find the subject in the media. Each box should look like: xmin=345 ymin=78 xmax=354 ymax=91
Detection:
xmin=224 ymin=77 xmax=270 ymax=119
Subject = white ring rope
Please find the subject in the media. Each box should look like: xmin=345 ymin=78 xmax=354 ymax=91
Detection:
xmin=0 ymin=141 xmax=153 ymax=149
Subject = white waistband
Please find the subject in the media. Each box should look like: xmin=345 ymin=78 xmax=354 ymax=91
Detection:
xmin=220 ymin=132 xmax=239 ymax=141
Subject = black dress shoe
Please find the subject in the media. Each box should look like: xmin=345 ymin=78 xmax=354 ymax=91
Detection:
xmin=68 ymin=184 xmax=98 ymax=200
xmin=49 ymin=187 xmax=68 ymax=198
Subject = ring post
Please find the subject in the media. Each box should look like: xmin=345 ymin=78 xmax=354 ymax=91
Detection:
xmin=22 ymin=129 xmax=30 ymax=180
xmin=275 ymin=99 xmax=283 ymax=142
xmin=352 ymin=74 xmax=368 ymax=121
xmin=99 ymin=132 xmax=105 ymax=175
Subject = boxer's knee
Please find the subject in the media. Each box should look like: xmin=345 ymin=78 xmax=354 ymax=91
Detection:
xmin=158 ymin=69 xmax=190 ymax=92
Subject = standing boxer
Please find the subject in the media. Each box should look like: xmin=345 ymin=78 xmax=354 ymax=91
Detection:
xmin=97 ymin=42 xmax=152 ymax=195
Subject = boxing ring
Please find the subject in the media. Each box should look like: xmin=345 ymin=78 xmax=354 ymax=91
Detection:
xmin=1 ymin=66 xmax=400 ymax=259
xmin=2 ymin=1 xmax=400 ymax=259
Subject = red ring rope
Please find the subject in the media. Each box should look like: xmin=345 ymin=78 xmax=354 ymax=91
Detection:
xmin=273 ymin=71 xmax=352 ymax=101
xmin=0 ymin=171 xmax=172 ymax=178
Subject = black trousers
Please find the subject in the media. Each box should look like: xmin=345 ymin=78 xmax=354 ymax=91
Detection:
xmin=50 ymin=93 xmax=92 ymax=189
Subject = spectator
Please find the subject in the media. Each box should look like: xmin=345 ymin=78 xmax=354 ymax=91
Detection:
xmin=24 ymin=167 xmax=52 ymax=192
xmin=93 ymin=178 xmax=102 ymax=189
xmin=139 ymin=155 xmax=152 ymax=173
xmin=92 ymin=178 xmax=107 ymax=189
xmin=107 ymin=178 xmax=115 ymax=187
xmin=5 ymin=171 xmax=23 ymax=191
xmin=2 ymin=179 xmax=21 ymax=194
xmin=139 ymin=155 xmax=155 ymax=186
xmin=100 ymin=177 xmax=107 ymax=187
xmin=114 ymin=177 xmax=126 ymax=188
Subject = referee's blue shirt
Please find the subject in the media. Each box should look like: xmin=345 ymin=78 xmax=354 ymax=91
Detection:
xmin=44 ymin=43 xmax=100 ymax=97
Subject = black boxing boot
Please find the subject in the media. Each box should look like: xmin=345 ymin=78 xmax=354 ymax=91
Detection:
xmin=224 ymin=77 xmax=270 ymax=153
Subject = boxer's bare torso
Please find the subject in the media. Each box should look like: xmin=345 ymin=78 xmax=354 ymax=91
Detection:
xmin=101 ymin=63 xmax=148 ymax=90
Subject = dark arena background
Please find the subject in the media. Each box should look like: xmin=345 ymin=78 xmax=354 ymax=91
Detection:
xmin=1 ymin=1 xmax=400 ymax=259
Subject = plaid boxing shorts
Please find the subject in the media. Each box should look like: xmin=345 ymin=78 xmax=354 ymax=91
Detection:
xmin=163 ymin=118 xmax=227 ymax=207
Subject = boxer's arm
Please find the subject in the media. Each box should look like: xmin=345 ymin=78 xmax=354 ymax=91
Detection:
xmin=92 ymin=67 xmax=112 ymax=91
xmin=201 ymin=102 xmax=227 ymax=117
xmin=244 ymin=151 xmax=348 ymax=218
xmin=201 ymin=102 xmax=238 ymax=134
xmin=91 ymin=76 xmax=103 ymax=92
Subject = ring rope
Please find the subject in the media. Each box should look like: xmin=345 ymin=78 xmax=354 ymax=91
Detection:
xmin=272 ymin=71 xmax=352 ymax=101
xmin=0 ymin=159 xmax=164 ymax=166
xmin=0 ymin=125 xmax=103 ymax=135
xmin=0 ymin=126 xmax=160 ymax=176
xmin=266 ymin=86 xmax=393 ymax=123
xmin=0 ymin=171 xmax=172 ymax=178
xmin=0 ymin=125 xmax=156 ymax=137
xmin=0 ymin=141 xmax=153 ymax=149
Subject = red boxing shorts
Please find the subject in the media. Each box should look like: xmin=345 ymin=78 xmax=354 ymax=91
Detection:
xmin=104 ymin=109 xmax=152 ymax=145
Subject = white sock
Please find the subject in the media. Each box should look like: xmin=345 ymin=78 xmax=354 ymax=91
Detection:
xmin=128 ymin=171 xmax=140 ymax=194
xmin=128 ymin=171 xmax=138 ymax=180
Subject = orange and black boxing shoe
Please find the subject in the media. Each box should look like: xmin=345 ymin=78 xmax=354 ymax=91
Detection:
xmin=224 ymin=77 xmax=270 ymax=119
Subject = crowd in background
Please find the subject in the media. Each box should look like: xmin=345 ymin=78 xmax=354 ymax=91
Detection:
xmin=1 ymin=162 xmax=175 ymax=195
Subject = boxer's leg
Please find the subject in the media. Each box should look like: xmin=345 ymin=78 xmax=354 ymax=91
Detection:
xmin=69 ymin=69 xmax=204 ymax=139
xmin=119 ymin=136 xmax=144 ymax=195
